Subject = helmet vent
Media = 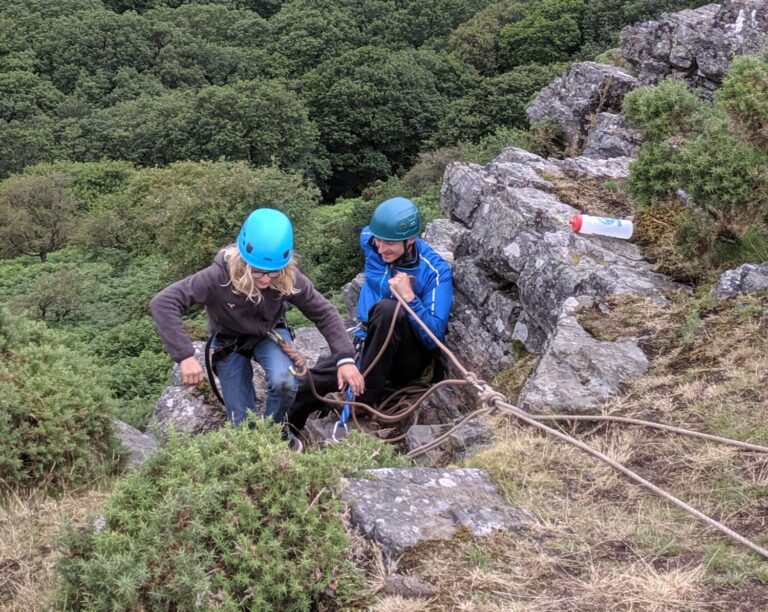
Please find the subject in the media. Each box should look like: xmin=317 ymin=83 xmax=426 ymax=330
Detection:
xmin=283 ymin=250 xmax=289 ymax=258
xmin=246 ymin=243 xmax=253 ymax=253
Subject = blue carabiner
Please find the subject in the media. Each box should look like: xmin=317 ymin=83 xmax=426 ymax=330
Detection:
xmin=332 ymin=387 xmax=353 ymax=443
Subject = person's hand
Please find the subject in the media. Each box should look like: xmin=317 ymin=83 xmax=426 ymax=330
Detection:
xmin=180 ymin=356 xmax=205 ymax=385
xmin=388 ymin=272 xmax=415 ymax=302
xmin=337 ymin=363 xmax=365 ymax=396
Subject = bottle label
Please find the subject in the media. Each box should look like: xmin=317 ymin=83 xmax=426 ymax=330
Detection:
xmin=597 ymin=217 xmax=620 ymax=226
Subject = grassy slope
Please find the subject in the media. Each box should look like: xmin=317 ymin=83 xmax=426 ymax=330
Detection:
xmin=2 ymin=179 xmax=767 ymax=610
xmin=370 ymin=291 xmax=768 ymax=611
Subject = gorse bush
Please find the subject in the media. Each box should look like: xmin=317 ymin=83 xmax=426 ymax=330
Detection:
xmin=718 ymin=55 xmax=768 ymax=149
xmin=56 ymin=422 xmax=405 ymax=610
xmin=303 ymin=197 xmax=376 ymax=293
xmin=624 ymin=65 xmax=768 ymax=276
xmin=0 ymin=308 xmax=119 ymax=489
xmin=623 ymin=78 xmax=704 ymax=142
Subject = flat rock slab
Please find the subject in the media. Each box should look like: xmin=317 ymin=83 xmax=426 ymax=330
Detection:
xmin=341 ymin=467 xmax=532 ymax=562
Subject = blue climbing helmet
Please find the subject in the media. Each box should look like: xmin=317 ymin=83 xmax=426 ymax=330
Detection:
xmin=369 ymin=197 xmax=421 ymax=241
xmin=237 ymin=208 xmax=293 ymax=270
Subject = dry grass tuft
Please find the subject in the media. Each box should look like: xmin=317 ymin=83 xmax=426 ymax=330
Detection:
xmin=365 ymin=292 xmax=768 ymax=609
xmin=554 ymin=176 xmax=635 ymax=219
xmin=0 ymin=483 xmax=112 ymax=611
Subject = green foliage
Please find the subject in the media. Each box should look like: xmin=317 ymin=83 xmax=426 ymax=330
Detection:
xmin=20 ymin=267 xmax=85 ymax=324
xmin=0 ymin=250 xmax=171 ymax=428
xmin=302 ymin=198 xmax=377 ymax=292
xmin=623 ymin=79 xmax=705 ymax=142
xmin=499 ymin=0 xmax=584 ymax=69
xmin=628 ymin=106 xmax=766 ymax=215
xmin=626 ymin=66 xmax=768 ymax=275
xmin=0 ymin=115 xmax=59 ymax=181
xmin=34 ymin=10 xmax=156 ymax=95
xmin=23 ymin=160 xmax=137 ymax=213
xmin=108 ymin=161 xmax=320 ymax=278
xmin=444 ymin=0 xmax=526 ymax=75
xmin=432 ymin=63 xmax=568 ymax=146
xmin=0 ymin=308 xmax=119 ymax=489
xmin=268 ymin=0 xmax=363 ymax=76
xmin=0 ymin=71 xmax=63 ymax=122
xmin=56 ymin=422 xmax=404 ymax=610
xmin=0 ymin=173 xmax=76 ymax=261
xmin=302 ymin=46 xmax=450 ymax=198
xmin=63 ymin=80 xmax=327 ymax=182
xmin=390 ymin=0 xmax=496 ymax=48
xmin=717 ymin=55 xmax=768 ymax=148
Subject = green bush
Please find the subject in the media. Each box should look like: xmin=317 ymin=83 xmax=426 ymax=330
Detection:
xmin=108 ymin=349 xmax=171 ymax=429
xmin=626 ymin=68 xmax=768 ymax=275
xmin=0 ymin=308 xmax=119 ymax=489
xmin=302 ymin=197 xmax=376 ymax=293
xmin=56 ymin=422 xmax=405 ymax=610
xmin=717 ymin=55 xmax=768 ymax=148
xmin=623 ymin=79 xmax=705 ymax=143
xmin=109 ymin=161 xmax=320 ymax=278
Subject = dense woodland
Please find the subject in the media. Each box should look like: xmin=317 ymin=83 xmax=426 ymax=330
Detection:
xmin=2 ymin=0 xmax=768 ymax=608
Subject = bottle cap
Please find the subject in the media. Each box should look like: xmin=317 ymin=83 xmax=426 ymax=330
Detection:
xmin=570 ymin=214 xmax=582 ymax=233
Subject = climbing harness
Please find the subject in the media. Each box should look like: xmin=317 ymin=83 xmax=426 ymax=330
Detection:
xmin=204 ymin=324 xmax=296 ymax=408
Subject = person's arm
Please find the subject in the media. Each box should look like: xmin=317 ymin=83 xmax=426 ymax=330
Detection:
xmin=149 ymin=265 xmax=218 ymax=364
xmin=390 ymin=258 xmax=453 ymax=350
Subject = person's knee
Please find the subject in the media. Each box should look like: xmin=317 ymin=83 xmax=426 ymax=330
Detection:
xmin=369 ymin=298 xmax=404 ymax=323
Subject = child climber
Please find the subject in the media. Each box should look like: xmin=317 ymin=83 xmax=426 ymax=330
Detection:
xmin=150 ymin=208 xmax=365 ymax=448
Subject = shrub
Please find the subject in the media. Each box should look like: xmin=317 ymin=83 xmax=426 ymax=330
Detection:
xmin=113 ymin=161 xmax=320 ymax=278
xmin=0 ymin=308 xmax=119 ymax=489
xmin=623 ymin=79 xmax=704 ymax=142
xmin=56 ymin=422 xmax=405 ymax=610
xmin=302 ymin=197 xmax=376 ymax=292
xmin=717 ymin=55 xmax=768 ymax=148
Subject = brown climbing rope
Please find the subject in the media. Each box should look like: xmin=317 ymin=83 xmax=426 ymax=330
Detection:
xmin=269 ymin=292 xmax=768 ymax=558
xmin=386 ymin=289 xmax=768 ymax=561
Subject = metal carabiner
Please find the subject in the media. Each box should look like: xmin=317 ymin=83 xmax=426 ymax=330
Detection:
xmin=331 ymin=420 xmax=349 ymax=443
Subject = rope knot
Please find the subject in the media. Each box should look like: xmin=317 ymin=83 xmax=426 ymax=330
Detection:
xmin=478 ymin=386 xmax=506 ymax=411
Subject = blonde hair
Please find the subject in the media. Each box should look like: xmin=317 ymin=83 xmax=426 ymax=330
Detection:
xmin=222 ymin=244 xmax=299 ymax=303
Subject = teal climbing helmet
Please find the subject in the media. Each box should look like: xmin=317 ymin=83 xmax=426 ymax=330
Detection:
xmin=369 ymin=197 xmax=421 ymax=241
xmin=237 ymin=208 xmax=293 ymax=270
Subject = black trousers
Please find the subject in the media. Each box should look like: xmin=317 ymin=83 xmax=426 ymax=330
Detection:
xmin=287 ymin=299 xmax=433 ymax=431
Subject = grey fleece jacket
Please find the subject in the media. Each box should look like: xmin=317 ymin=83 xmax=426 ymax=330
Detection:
xmin=150 ymin=251 xmax=355 ymax=365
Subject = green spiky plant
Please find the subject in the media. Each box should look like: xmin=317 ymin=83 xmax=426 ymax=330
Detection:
xmin=55 ymin=421 xmax=405 ymax=610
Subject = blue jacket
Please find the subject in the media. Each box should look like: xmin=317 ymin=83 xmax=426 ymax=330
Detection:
xmin=356 ymin=226 xmax=453 ymax=350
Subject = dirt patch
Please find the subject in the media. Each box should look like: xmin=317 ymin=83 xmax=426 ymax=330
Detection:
xmin=714 ymin=582 xmax=768 ymax=611
xmin=0 ymin=558 xmax=22 ymax=602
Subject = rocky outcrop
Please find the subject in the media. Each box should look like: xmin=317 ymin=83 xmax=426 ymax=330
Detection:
xmin=582 ymin=113 xmax=643 ymax=159
xmin=526 ymin=62 xmax=638 ymax=153
xmin=519 ymin=297 xmax=649 ymax=413
xmin=341 ymin=468 xmax=532 ymax=564
xmin=621 ymin=0 xmax=768 ymax=96
xmin=711 ymin=262 xmax=768 ymax=301
xmin=439 ymin=146 xmax=680 ymax=413
xmin=559 ymin=155 xmax=634 ymax=180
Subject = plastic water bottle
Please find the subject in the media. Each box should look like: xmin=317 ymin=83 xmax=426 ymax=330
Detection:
xmin=570 ymin=213 xmax=633 ymax=240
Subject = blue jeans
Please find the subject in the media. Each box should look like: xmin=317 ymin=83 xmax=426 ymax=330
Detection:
xmin=212 ymin=329 xmax=299 ymax=427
